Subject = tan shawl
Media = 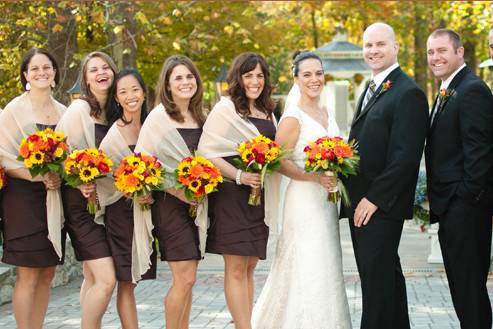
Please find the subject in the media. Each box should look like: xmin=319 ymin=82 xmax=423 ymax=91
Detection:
xmin=197 ymin=97 xmax=280 ymax=232
xmin=135 ymin=104 xmax=209 ymax=280
xmin=0 ymin=92 xmax=66 ymax=259
xmin=56 ymin=99 xmax=107 ymax=225
xmin=98 ymin=122 xmax=151 ymax=283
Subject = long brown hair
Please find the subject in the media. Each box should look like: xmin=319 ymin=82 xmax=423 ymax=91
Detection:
xmin=79 ymin=51 xmax=118 ymax=120
xmin=155 ymin=55 xmax=205 ymax=126
xmin=227 ymin=52 xmax=275 ymax=119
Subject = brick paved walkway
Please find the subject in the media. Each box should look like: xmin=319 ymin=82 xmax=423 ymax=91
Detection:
xmin=1 ymin=220 xmax=492 ymax=329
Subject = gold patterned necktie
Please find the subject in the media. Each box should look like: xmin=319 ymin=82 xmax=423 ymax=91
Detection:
xmin=362 ymin=80 xmax=376 ymax=110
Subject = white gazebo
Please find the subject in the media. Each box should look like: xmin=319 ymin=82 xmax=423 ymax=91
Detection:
xmin=314 ymin=29 xmax=371 ymax=134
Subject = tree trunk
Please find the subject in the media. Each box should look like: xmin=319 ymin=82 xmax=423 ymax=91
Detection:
xmin=107 ymin=1 xmax=137 ymax=69
xmin=413 ymin=2 xmax=427 ymax=92
xmin=310 ymin=5 xmax=319 ymax=48
xmin=464 ymin=41 xmax=477 ymax=75
xmin=46 ymin=1 xmax=79 ymax=105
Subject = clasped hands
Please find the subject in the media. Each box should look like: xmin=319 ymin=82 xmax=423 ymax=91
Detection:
xmin=41 ymin=171 xmax=62 ymax=190
xmin=238 ymin=171 xmax=262 ymax=189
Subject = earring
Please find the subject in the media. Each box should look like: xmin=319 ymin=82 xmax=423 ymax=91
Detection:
xmin=25 ymin=82 xmax=31 ymax=91
xmin=51 ymin=81 xmax=56 ymax=88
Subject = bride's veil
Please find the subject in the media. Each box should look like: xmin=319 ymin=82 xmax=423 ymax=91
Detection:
xmin=275 ymin=83 xmax=301 ymax=235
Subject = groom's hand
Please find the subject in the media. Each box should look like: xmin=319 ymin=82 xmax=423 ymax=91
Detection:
xmin=354 ymin=197 xmax=378 ymax=227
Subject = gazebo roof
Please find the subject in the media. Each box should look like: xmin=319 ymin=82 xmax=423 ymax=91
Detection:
xmin=314 ymin=31 xmax=370 ymax=77
xmin=321 ymin=59 xmax=370 ymax=73
xmin=316 ymin=40 xmax=363 ymax=53
xmin=67 ymin=76 xmax=80 ymax=94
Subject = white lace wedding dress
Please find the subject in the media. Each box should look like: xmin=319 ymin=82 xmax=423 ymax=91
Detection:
xmin=251 ymin=104 xmax=352 ymax=329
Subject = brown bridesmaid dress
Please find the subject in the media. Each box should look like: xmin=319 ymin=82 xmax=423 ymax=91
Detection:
xmin=206 ymin=118 xmax=276 ymax=260
xmin=152 ymin=128 xmax=203 ymax=261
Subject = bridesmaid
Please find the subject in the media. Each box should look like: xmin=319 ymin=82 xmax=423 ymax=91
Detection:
xmin=198 ymin=53 xmax=277 ymax=329
xmin=0 ymin=48 xmax=66 ymax=329
xmin=136 ymin=55 xmax=206 ymax=329
xmin=56 ymin=51 xmax=117 ymax=329
xmin=99 ymin=68 xmax=157 ymax=329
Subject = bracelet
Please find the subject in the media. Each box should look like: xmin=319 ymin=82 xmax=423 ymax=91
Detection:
xmin=235 ymin=169 xmax=242 ymax=185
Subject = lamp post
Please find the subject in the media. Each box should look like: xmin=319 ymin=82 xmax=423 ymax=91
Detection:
xmin=215 ymin=64 xmax=229 ymax=100
xmin=67 ymin=77 xmax=81 ymax=101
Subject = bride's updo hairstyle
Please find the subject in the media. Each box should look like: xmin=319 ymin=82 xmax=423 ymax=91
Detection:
xmin=226 ymin=52 xmax=275 ymax=119
xmin=291 ymin=51 xmax=323 ymax=77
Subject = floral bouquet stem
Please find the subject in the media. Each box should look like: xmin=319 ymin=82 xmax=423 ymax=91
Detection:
xmin=87 ymin=191 xmax=100 ymax=214
xmin=248 ymin=186 xmax=262 ymax=206
xmin=189 ymin=203 xmax=198 ymax=218
xmin=325 ymin=171 xmax=340 ymax=203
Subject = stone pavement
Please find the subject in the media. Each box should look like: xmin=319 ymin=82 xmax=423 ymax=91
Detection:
xmin=1 ymin=219 xmax=492 ymax=329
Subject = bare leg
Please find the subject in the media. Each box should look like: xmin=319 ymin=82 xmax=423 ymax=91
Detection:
xmin=13 ymin=266 xmax=54 ymax=329
xmin=116 ymin=281 xmax=138 ymax=329
xmin=165 ymin=260 xmax=198 ymax=329
xmin=80 ymin=257 xmax=116 ymax=329
xmin=80 ymin=262 xmax=94 ymax=307
xmin=223 ymin=255 xmax=252 ymax=329
xmin=246 ymin=257 xmax=258 ymax=315
xmin=31 ymin=267 xmax=56 ymax=329
xmin=179 ymin=290 xmax=193 ymax=329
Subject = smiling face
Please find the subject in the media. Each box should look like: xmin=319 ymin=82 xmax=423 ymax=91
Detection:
xmin=168 ymin=64 xmax=197 ymax=102
xmin=115 ymin=75 xmax=145 ymax=118
xmin=294 ymin=58 xmax=324 ymax=100
xmin=427 ymin=34 xmax=464 ymax=81
xmin=241 ymin=63 xmax=265 ymax=102
xmin=85 ymin=56 xmax=114 ymax=95
xmin=23 ymin=53 xmax=56 ymax=91
xmin=363 ymin=25 xmax=398 ymax=75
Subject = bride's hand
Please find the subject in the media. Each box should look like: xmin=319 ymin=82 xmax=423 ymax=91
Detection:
xmin=316 ymin=174 xmax=337 ymax=192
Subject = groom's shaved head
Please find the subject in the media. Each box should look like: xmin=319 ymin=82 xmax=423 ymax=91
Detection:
xmin=363 ymin=22 xmax=396 ymax=45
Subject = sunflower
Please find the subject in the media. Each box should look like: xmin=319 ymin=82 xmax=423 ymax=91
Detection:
xmin=24 ymin=158 xmax=33 ymax=168
xmin=54 ymin=147 xmax=65 ymax=158
xmin=204 ymin=183 xmax=214 ymax=194
xmin=29 ymin=151 xmax=45 ymax=164
xmin=53 ymin=132 xmax=65 ymax=142
xmin=241 ymin=150 xmax=253 ymax=163
xmin=79 ymin=167 xmax=99 ymax=182
xmin=87 ymin=148 xmax=100 ymax=157
xmin=177 ymin=161 xmax=191 ymax=176
xmin=189 ymin=179 xmax=201 ymax=193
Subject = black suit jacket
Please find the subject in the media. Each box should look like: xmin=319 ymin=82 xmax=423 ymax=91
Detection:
xmin=341 ymin=67 xmax=429 ymax=220
xmin=425 ymin=66 xmax=493 ymax=222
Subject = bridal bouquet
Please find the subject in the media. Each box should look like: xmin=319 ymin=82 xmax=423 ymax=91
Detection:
xmin=234 ymin=135 xmax=286 ymax=206
xmin=0 ymin=166 xmax=6 ymax=190
xmin=175 ymin=155 xmax=223 ymax=217
xmin=114 ymin=153 xmax=164 ymax=210
xmin=64 ymin=148 xmax=113 ymax=214
xmin=17 ymin=128 xmax=68 ymax=177
xmin=304 ymin=136 xmax=359 ymax=205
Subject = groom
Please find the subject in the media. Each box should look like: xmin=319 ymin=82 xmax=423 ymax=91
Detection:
xmin=341 ymin=23 xmax=429 ymax=329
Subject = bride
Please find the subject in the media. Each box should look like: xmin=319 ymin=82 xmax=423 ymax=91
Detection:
xmin=251 ymin=51 xmax=351 ymax=329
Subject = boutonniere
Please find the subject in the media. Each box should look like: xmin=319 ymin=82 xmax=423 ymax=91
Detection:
xmin=438 ymin=88 xmax=455 ymax=102
xmin=380 ymin=79 xmax=393 ymax=94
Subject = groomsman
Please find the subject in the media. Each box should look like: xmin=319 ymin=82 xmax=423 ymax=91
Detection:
xmin=342 ymin=22 xmax=429 ymax=329
xmin=426 ymin=28 xmax=493 ymax=329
